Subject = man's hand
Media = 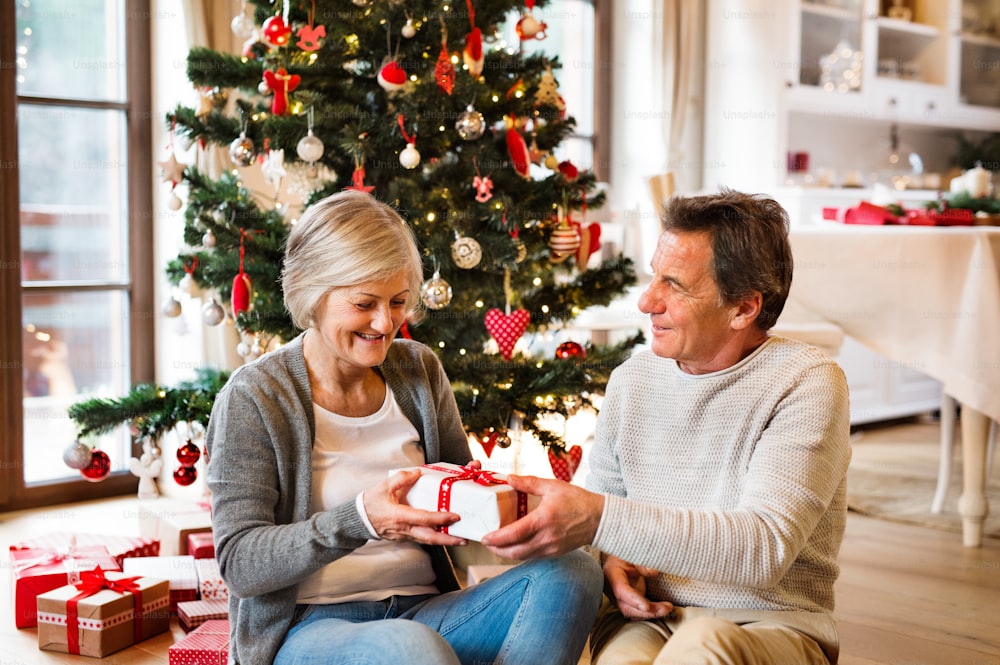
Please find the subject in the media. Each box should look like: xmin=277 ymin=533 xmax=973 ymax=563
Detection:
xmin=362 ymin=469 xmax=468 ymax=546
xmin=480 ymin=475 xmax=604 ymax=559
xmin=603 ymin=555 xmax=673 ymax=621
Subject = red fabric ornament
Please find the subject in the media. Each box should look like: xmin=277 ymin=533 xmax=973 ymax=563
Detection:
xmin=173 ymin=465 xmax=198 ymax=486
xmin=346 ymin=165 xmax=375 ymax=193
xmin=232 ymin=228 xmax=257 ymax=317
xmin=485 ymin=308 xmax=531 ymax=360
xmin=176 ymin=440 xmax=202 ymax=467
xmin=80 ymin=449 xmax=111 ymax=482
xmin=555 ymin=341 xmax=586 ymax=360
xmin=573 ymin=221 xmax=602 ymax=268
xmin=476 ymin=430 xmax=500 ymax=457
xmin=464 ymin=0 xmax=483 ymax=78
xmin=262 ymin=15 xmax=292 ymax=47
xmin=558 ymin=160 xmax=579 ymax=181
xmin=548 ymin=445 xmax=582 ymax=482
xmin=435 ymin=44 xmax=456 ymax=94
xmin=296 ymin=23 xmax=326 ymax=51
xmin=262 ymin=68 xmax=301 ymax=116
xmin=506 ymin=121 xmax=531 ymax=179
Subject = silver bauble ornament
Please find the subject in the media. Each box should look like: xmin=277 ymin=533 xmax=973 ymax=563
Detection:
xmin=258 ymin=80 xmax=271 ymax=95
xmin=62 ymin=440 xmax=93 ymax=470
xmin=402 ymin=18 xmax=417 ymax=38
xmin=420 ymin=271 xmax=453 ymax=309
xmin=202 ymin=298 xmax=225 ymax=326
xmin=296 ymin=131 xmax=325 ymax=163
xmin=400 ymin=143 xmax=421 ymax=169
xmin=229 ymin=133 xmax=255 ymax=167
xmin=451 ymin=236 xmax=483 ymax=269
xmin=202 ymin=229 xmax=216 ymax=247
xmin=162 ymin=296 xmax=182 ymax=318
xmin=455 ymin=105 xmax=486 ymax=141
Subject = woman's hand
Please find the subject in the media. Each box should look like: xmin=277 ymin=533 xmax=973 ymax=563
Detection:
xmin=361 ymin=468 xmax=469 ymax=546
xmin=603 ymin=555 xmax=673 ymax=621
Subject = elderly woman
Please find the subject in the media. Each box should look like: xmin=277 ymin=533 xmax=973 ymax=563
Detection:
xmin=206 ymin=190 xmax=601 ymax=665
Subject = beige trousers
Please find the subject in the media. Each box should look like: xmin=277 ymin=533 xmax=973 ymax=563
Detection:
xmin=590 ymin=600 xmax=838 ymax=665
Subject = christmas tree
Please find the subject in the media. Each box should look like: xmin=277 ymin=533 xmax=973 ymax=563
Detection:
xmin=68 ymin=0 xmax=640 ymax=475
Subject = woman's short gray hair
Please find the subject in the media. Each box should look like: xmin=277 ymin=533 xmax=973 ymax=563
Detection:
xmin=281 ymin=191 xmax=423 ymax=330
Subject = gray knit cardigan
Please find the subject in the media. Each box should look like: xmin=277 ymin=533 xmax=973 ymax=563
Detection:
xmin=206 ymin=334 xmax=472 ymax=664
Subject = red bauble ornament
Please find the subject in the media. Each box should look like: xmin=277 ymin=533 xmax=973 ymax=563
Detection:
xmin=262 ymin=15 xmax=292 ymax=47
xmin=176 ymin=440 xmax=202 ymax=467
xmin=173 ymin=465 xmax=199 ymax=486
xmin=555 ymin=341 xmax=586 ymax=360
xmin=80 ymin=449 xmax=111 ymax=482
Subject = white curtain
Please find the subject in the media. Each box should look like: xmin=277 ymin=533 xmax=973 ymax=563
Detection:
xmin=653 ymin=0 xmax=705 ymax=194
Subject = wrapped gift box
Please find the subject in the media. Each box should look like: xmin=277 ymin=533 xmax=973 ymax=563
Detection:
xmin=177 ymin=598 xmax=229 ymax=633
xmin=187 ymin=532 xmax=215 ymax=559
xmin=169 ymin=618 xmax=230 ymax=665
xmin=123 ymin=555 xmax=198 ymax=612
xmin=138 ymin=500 xmax=213 ymax=556
xmin=10 ymin=545 xmax=121 ymax=628
xmin=194 ymin=558 xmax=228 ymax=601
xmin=36 ymin=568 xmax=170 ymax=658
xmin=395 ymin=463 xmax=538 ymax=542
xmin=10 ymin=531 xmax=160 ymax=569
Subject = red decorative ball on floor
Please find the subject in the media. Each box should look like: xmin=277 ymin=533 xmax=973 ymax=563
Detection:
xmin=555 ymin=341 xmax=586 ymax=359
xmin=80 ymin=449 xmax=111 ymax=482
xmin=173 ymin=465 xmax=199 ymax=486
xmin=176 ymin=440 xmax=202 ymax=467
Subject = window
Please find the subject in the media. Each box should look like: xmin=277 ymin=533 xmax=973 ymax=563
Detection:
xmin=0 ymin=0 xmax=153 ymax=510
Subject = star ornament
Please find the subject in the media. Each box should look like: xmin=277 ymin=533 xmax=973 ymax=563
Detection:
xmin=158 ymin=152 xmax=187 ymax=186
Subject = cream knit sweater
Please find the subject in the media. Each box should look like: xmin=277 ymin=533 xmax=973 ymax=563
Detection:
xmin=587 ymin=336 xmax=851 ymax=615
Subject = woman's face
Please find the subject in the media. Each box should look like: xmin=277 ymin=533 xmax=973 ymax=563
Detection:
xmin=310 ymin=272 xmax=411 ymax=369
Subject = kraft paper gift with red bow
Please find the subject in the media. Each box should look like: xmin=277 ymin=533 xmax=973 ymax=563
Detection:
xmin=10 ymin=545 xmax=121 ymax=628
xmin=393 ymin=463 xmax=539 ymax=542
xmin=36 ymin=567 xmax=170 ymax=658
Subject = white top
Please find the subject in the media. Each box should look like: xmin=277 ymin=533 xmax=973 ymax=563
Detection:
xmin=296 ymin=386 xmax=437 ymax=604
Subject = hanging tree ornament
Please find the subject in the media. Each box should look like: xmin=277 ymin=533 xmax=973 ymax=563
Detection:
xmin=451 ymin=233 xmax=482 ymax=269
xmin=229 ymin=132 xmax=255 ymax=166
xmin=162 ymin=295 xmax=183 ymax=318
xmin=402 ymin=15 xmax=417 ymax=38
xmin=296 ymin=2 xmax=326 ymax=52
xmin=80 ymin=448 xmax=112 ymax=482
xmin=231 ymin=228 xmax=261 ymax=319
xmin=455 ymin=104 xmax=485 ymax=140
xmin=549 ymin=218 xmax=581 ymax=264
xmin=378 ymin=59 xmax=407 ymax=93
xmin=345 ymin=137 xmax=376 ymax=193
xmin=516 ymin=0 xmax=548 ymax=41
xmin=62 ymin=439 xmax=93 ymax=470
xmin=202 ymin=228 xmax=216 ymax=248
xmin=434 ymin=20 xmax=456 ymax=95
xmin=463 ymin=0 xmax=484 ymax=78
xmin=297 ymin=107 xmax=325 ymax=164
xmin=179 ymin=257 xmax=198 ymax=294
xmin=536 ymin=65 xmax=567 ymax=115
xmin=484 ymin=268 xmax=531 ymax=360
xmin=262 ymin=14 xmax=292 ymax=47
xmin=510 ymin=226 xmax=527 ymax=263
xmin=472 ymin=157 xmax=493 ymax=203
xmin=420 ymin=267 xmax=453 ymax=309
xmin=505 ymin=115 xmax=532 ymax=179
xmin=202 ymin=297 xmax=225 ymax=326
xmin=397 ymin=115 xmax=421 ymax=170
xmin=262 ymin=67 xmax=301 ymax=116
xmin=231 ymin=0 xmax=254 ymax=38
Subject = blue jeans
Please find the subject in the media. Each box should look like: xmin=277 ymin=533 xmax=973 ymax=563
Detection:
xmin=273 ymin=549 xmax=602 ymax=665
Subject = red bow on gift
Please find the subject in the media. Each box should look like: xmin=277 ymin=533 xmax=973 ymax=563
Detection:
xmin=423 ymin=464 xmax=528 ymax=534
xmin=66 ymin=567 xmax=144 ymax=655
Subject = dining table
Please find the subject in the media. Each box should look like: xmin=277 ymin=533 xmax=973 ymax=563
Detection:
xmin=787 ymin=223 xmax=1000 ymax=547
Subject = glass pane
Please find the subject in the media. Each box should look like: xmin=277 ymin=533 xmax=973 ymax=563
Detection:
xmin=19 ymin=105 xmax=128 ymax=282
xmin=15 ymin=0 xmax=126 ymax=101
xmin=502 ymin=0 xmax=596 ymax=135
xmin=22 ymin=290 xmax=131 ymax=484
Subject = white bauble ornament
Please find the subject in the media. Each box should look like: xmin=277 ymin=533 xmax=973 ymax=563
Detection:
xmin=179 ymin=272 xmax=196 ymax=294
xmin=162 ymin=296 xmax=182 ymax=318
xmin=167 ymin=191 xmax=183 ymax=210
xmin=202 ymin=229 xmax=216 ymax=248
xmin=63 ymin=440 xmax=93 ymax=470
xmin=455 ymin=105 xmax=486 ymax=141
xmin=237 ymin=340 xmax=251 ymax=358
xmin=202 ymin=298 xmax=225 ymax=326
xmin=402 ymin=18 xmax=417 ymax=38
xmin=229 ymin=133 xmax=255 ymax=167
xmin=400 ymin=143 xmax=421 ymax=169
xmin=420 ymin=270 xmax=453 ymax=309
xmin=231 ymin=13 xmax=254 ymax=38
xmin=451 ymin=236 xmax=483 ymax=269
xmin=296 ymin=131 xmax=325 ymax=163
xmin=258 ymin=80 xmax=271 ymax=95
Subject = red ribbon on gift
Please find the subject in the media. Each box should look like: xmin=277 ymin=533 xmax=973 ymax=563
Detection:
xmin=422 ymin=464 xmax=529 ymax=534
xmin=66 ymin=566 xmax=144 ymax=655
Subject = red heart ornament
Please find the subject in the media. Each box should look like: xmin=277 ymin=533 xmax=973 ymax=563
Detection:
xmin=574 ymin=222 xmax=601 ymax=268
xmin=548 ymin=445 xmax=583 ymax=482
xmin=476 ymin=430 xmax=499 ymax=457
xmin=485 ymin=308 xmax=530 ymax=360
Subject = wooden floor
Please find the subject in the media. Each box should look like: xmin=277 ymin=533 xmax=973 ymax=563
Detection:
xmin=2 ymin=420 xmax=998 ymax=664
